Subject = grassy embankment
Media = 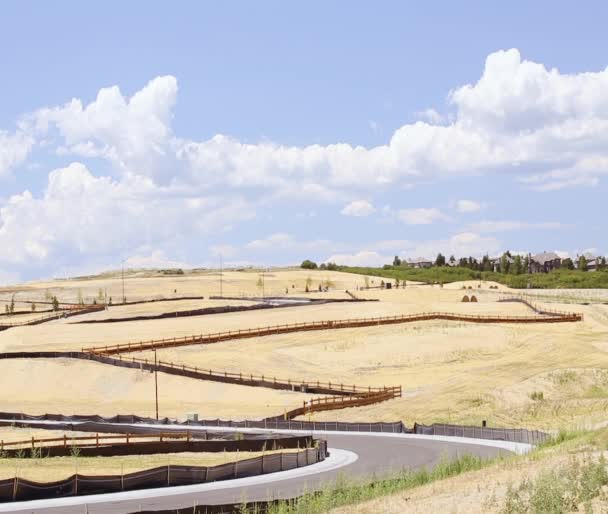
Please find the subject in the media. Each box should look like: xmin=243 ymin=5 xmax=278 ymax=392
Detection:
xmin=264 ymin=429 xmax=608 ymax=514
xmin=338 ymin=266 xmax=608 ymax=289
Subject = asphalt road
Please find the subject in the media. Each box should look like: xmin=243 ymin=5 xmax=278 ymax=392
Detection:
xmin=0 ymin=424 xmax=518 ymax=514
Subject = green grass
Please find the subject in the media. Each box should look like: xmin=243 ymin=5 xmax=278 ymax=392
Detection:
xmin=502 ymin=455 xmax=608 ymax=514
xmin=250 ymin=428 xmax=605 ymax=514
xmin=338 ymin=266 xmax=608 ymax=289
xmin=262 ymin=453 xmax=503 ymax=514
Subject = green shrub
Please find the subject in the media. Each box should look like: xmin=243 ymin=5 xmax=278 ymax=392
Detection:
xmin=336 ymin=266 xmax=608 ymax=289
xmin=529 ymin=391 xmax=544 ymax=401
xmin=502 ymin=455 xmax=608 ymax=514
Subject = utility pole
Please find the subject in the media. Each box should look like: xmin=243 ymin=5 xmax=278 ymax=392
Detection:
xmin=219 ymin=255 xmax=223 ymax=297
xmin=121 ymin=258 xmax=126 ymax=304
xmin=154 ymin=349 xmax=159 ymax=420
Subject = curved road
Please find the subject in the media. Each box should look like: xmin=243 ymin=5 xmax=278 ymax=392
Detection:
xmin=0 ymin=422 xmax=528 ymax=514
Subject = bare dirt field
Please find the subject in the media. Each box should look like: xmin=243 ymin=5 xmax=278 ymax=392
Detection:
xmin=0 ymin=358 xmax=316 ymax=419
xmin=0 ymin=451 xmax=273 ymax=481
xmin=1 ymin=269 xmax=606 ymax=430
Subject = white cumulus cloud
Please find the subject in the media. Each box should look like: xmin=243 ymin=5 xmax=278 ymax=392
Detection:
xmin=397 ymin=208 xmax=448 ymax=225
xmin=341 ymin=200 xmax=376 ymax=217
xmin=467 ymin=220 xmax=564 ymax=233
xmin=0 ymin=130 xmax=34 ymax=177
xmin=456 ymin=200 xmax=482 ymax=213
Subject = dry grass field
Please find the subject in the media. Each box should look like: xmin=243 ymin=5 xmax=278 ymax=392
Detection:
xmin=0 ymin=425 xmax=295 ymax=481
xmin=0 ymin=450 xmax=278 ymax=481
xmin=1 ymin=269 xmax=607 ymax=431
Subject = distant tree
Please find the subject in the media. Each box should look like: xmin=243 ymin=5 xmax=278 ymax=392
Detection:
xmin=319 ymin=263 xmax=327 ymax=270
xmin=523 ymin=255 xmax=530 ymax=274
xmin=326 ymin=262 xmax=338 ymax=271
xmin=9 ymin=296 xmax=14 ymax=314
xmin=97 ymin=288 xmax=104 ymax=302
xmin=393 ymin=255 xmax=402 ymax=267
xmin=599 ymin=257 xmax=607 ymax=271
xmin=77 ymin=289 xmax=84 ymax=305
xmin=300 ymin=260 xmax=318 ymax=270
xmin=458 ymin=257 xmax=469 ymax=268
xmin=500 ymin=253 xmax=510 ymax=274
xmin=363 ymin=276 xmax=370 ymax=289
xmin=52 ymin=296 xmax=59 ymax=311
xmin=323 ymin=278 xmax=335 ymax=289
xmin=562 ymin=258 xmax=575 ymax=270
xmin=449 ymin=255 xmax=456 ymax=265
xmin=512 ymin=255 xmax=523 ymax=275
xmin=305 ymin=276 xmax=313 ymax=292
xmin=578 ymin=255 xmax=588 ymax=272
xmin=31 ymin=302 xmax=36 ymax=312
xmin=435 ymin=253 xmax=446 ymax=267
xmin=394 ymin=278 xmax=400 ymax=289
xmin=481 ymin=254 xmax=492 ymax=272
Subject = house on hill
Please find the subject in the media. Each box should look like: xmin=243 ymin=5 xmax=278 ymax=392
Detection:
xmin=490 ymin=255 xmax=515 ymax=273
xmin=408 ymin=258 xmax=433 ymax=269
xmin=577 ymin=252 xmax=602 ymax=271
xmin=529 ymin=252 xmax=562 ymax=273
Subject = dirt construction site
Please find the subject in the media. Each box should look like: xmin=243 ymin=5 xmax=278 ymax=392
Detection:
xmin=0 ymin=267 xmax=605 ymax=431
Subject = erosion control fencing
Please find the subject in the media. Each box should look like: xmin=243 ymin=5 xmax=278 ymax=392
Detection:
xmin=0 ymin=431 xmax=316 ymax=458
xmin=0 ymin=443 xmax=327 ymax=502
xmin=0 ymin=411 xmax=409 ymax=433
xmin=0 ymin=351 xmax=402 ymax=416
xmin=0 ymin=305 xmax=105 ymax=331
xmin=0 ymin=412 xmax=551 ymax=443
xmin=498 ymin=294 xmax=583 ymax=319
xmin=413 ymin=423 xmax=550 ymax=444
xmin=0 ymin=419 xmax=301 ymax=442
xmin=133 ymin=504 xmax=281 ymax=514
xmin=71 ymin=297 xmax=373 ymax=324
xmin=83 ymin=309 xmax=583 ymax=356
xmin=267 ymin=387 xmax=403 ymax=420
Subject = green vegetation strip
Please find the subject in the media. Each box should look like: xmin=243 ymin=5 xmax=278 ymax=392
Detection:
xmin=337 ymin=266 xmax=608 ymax=289
xmin=254 ymin=429 xmax=606 ymax=514
xmin=263 ymin=453 xmax=501 ymax=514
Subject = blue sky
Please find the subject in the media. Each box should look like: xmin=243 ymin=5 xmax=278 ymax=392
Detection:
xmin=1 ymin=1 xmax=607 ymax=282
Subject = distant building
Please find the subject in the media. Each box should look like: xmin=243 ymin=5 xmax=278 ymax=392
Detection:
xmin=408 ymin=258 xmax=433 ymax=269
xmin=529 ymin=252 xmax=562 ymax=273
xmin=490 ymin=255 xmax=515 ymax=273
xmin=577 ymin=252 xmax=600 ymax=271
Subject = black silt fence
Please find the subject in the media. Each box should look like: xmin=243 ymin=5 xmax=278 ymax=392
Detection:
xmin=0 ymin=412 xmax=550 ymax=442
xmin=0 ymin=435 xmax=316 ymax=458
xmin=0 ymin=444 xmax=327 ymax=502
xmin=414 ymin=423 xmax=550 ymax=444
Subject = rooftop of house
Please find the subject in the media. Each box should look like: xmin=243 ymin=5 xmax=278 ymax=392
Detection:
xmin=407 ymin=257 xmax=433 ymax=264
xmin=582 ymin=252 xmax=599 ymax=261
xmin=531 ymin=252 xmax=562 ymax=265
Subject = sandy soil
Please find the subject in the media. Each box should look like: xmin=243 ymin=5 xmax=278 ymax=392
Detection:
xmin=0 ymin=269 xmax=357 ymax=305
xmin=0 ymin=449 xmax=289 ymax=481
xmin=0 ymin=287 xmax=535 ymax=354
xmin=329 ymin=445 xmax=608 ymax=514
xmin=72 ymin=298 xmax=258 ymax=322
xmin=0 ymin=359 xmax=319 ymax=420
xmin=0 ymin=426 xmax=102 ymax=443
xmin=1 ymin=270 xmax=606 ymax=427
